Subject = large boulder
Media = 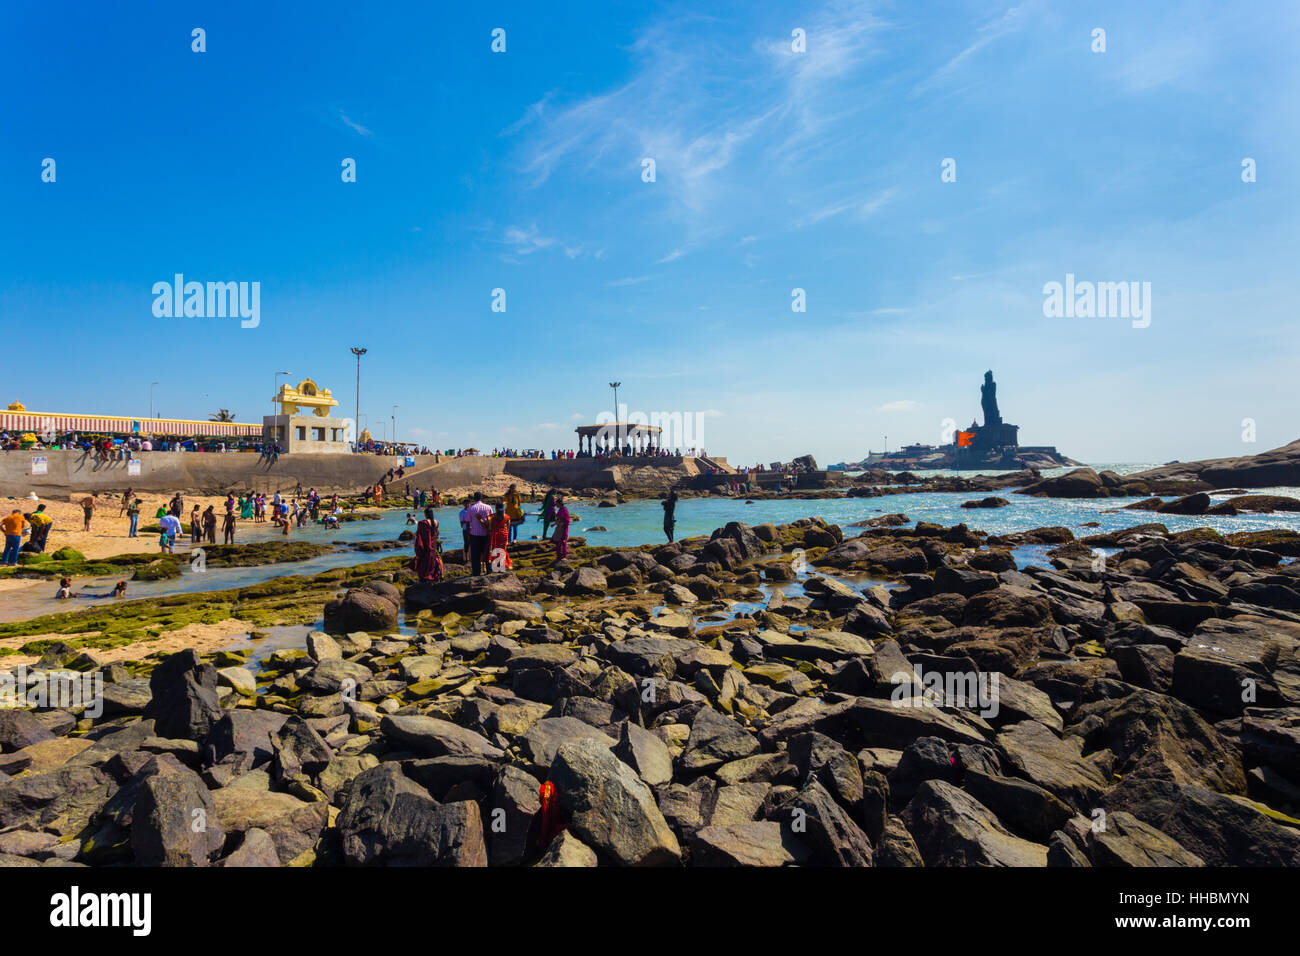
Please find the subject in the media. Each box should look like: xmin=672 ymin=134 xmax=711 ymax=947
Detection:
xmin=210 ymin=787 xmax=327 ymax=864
xmin=1156 ymin=493 xmax=1211 ymax=515
xmin=564 ymin=567 xmax=608 ymax=596
xmin=380 ymin=715 xmax=505 ymax=760
xmin=130 ymin=758 xmax=225 ymax=866
xmin=1103 ymin=776 xmax=1300 ymax=866
xmin=776 ymin=779 xmax=873 ymax=866
xmin=517 ymin=717 xmax=615 ymax=771
xmin=680 ymin=707 xmax=759 ymax=771
xmin=996 ymin=720 xmax=1110 ymax=812
xmin=1069 ymin=690 xmax=1245 ymax=793
xmin=323 ymin=586 xmax=399 ymax=634
xmin=404 ymin=572 xmax=527 ymax=614
xmin=487 ymin=765 xmax=541 ymax=866
xmin=336 ymin=763 xmax=487 ymax=866
xmin=144 ymin=650 xmax=222 ymax=741
xmin=547 ymin=738 xmax=681 ymax=866
xmin=1172 ymin=616 xmax=1299 ymax=716
xmin=689 ymin=821 xmax=805 ymax=867
xmin=1017 ymin=468 xmax=1108 ymax=499
xmin=901 ymin=779 xmax=1049 ymax=866
xmin=0 ymin=710 xmax=56 ymax=752
xmin=1087 ymin=810 xmax=1204 ymax=866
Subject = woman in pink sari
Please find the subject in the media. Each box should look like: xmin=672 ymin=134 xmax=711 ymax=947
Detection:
xmin=414 ymin=507 xmax=443 ymax=582
xmin=551 ymin=495 xmax=571 ymax=562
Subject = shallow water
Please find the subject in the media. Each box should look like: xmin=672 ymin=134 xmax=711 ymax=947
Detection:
xmin=5 ymin=478 xmax=1299 ymax=623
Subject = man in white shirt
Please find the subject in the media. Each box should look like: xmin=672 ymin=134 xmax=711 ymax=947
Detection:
xmin=464 ymin=492 xmax=494 ymax=575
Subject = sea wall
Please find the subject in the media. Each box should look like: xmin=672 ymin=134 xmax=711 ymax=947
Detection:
xmin=0 ymin=450 xmax=710 ymax=497
xmin=0 ymin=450 xmax=415 ymax=497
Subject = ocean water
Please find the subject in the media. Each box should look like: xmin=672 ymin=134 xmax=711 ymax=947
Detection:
xmin=4 ymin=469 xmax=1298 ymax=623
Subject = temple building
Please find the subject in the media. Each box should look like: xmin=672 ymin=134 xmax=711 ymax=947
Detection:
xmin=574 ymin=422 xmax=663 ymax=457
xmin=263 ymin=378 xmax=350 ymax=452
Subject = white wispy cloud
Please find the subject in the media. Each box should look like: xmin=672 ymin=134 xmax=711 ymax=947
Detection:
xmin=504 ymin=3 xmax=887 ymax=226
xmin=338 ymin=111 xmax=373 ymax=137
xmin=878 ymin=400 xmax=919 ymax=412
xmin=912 ymin=2 xmax=1035 ymax=96
xmin=658 ymin=248 xmax=685 ymax=263
xmin=500 ymin=224 xmax=556 ymax=255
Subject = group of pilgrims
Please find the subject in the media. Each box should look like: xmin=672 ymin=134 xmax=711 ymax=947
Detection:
xmin=144 ymin=486 xmax=347 ymax=552
xmin=410 ymin=483 xmax=579 ymax=583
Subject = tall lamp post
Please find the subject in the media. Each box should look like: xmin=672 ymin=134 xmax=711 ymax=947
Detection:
xmin=273 ymin=371 xmax=289 ymax=445
xmin=350 ymin=347 xmax=367 ymax=447
xmin=392 ymin=404 xmax=399 ymax=451
xmin=149 ymin=382 xmax=159 ymax=436
xmin=273 ymin=371 xmax=290 ymax=414
xmin=608 ymin=381 xmax=621 ymax=453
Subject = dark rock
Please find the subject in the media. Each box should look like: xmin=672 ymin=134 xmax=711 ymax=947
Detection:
xmin=0 ymin=710 xmax=56 ymax=752
xmin=1088 ymin=810 xmax=1204 ymax=866
xmin=963 ymin=767 xmax=1073 ymax=842
xmin=1103 ymin=776 xmax=1300 ymax=866
xmin=776 ymin=779 xmax=873 ymax=867
xmin=901 ymin=779 xmax=1049 ymax=866
xmin=323 ymin=587 xmax=398 ymax=634
xmin=689 ymin=821 xmax=806 ymax=867
xmin=547 ymin=738 xmax=681 ymax=866
xmin=380 ymin=715 xmax=505 ymax=760
xmin=487 ymin=765 xmax=541 ymax=866
xmin=405 ymin=572 xmax=527 ymax=614
xmin=131 ymin=758 xmax=225 ymax=866
xmin=680 ymin=707 xmax=759 ymax=772
xmin=337 ymin=763 xmax=486 ymax=866
xmin=144 ymin=650 xmax=222 ymax=741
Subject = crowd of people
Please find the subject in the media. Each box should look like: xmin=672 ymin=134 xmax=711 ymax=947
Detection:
xmin=0 ymin=431 xmax=276 ymax=454
xmin=411 ymin=482 xmax=572 ymax=582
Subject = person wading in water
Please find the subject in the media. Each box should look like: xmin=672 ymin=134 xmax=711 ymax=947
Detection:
xmin=661 ymin=489 xmax=678 ymax=543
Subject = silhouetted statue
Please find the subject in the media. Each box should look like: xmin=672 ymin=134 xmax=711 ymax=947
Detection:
xmin=980 ymin=370 xmax=1002 ymax=428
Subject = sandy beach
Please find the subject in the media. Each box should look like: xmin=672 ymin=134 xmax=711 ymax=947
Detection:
xmin=0 ymin=618 xmax=255 ymax=669
xmin=0 ymin=492 xmax=243 ymax=560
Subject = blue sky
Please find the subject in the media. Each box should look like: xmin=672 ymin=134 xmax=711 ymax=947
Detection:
xmin=3 ymin=0 xmax=1297 ymax=465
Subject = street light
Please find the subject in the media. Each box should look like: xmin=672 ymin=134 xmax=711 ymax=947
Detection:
xmin=149 ymin=382 xmax=159 ymax=435
xmin=392 ymin=404 xmax=399 ymax=450
xmin=350 ymin=348 xmax=367 ymax=441
xmin=273 ymin=371 xmax=290 ymax=415
xmin=609 ymin=381 xmax=621 ymax=451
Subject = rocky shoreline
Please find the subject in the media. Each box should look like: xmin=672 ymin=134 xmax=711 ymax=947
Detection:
xmin=1 ymin=516 xmax=1298 ymax=867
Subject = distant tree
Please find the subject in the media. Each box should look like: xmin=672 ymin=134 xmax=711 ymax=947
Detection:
xmin=209 ymin=409 xmax=236 ymax=422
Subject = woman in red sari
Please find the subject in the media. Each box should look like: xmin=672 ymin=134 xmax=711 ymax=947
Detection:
xmin=413 ymin=508 xmax=443 ymax=582
xmin=488 ymin=501 xmax=513 ymax=570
